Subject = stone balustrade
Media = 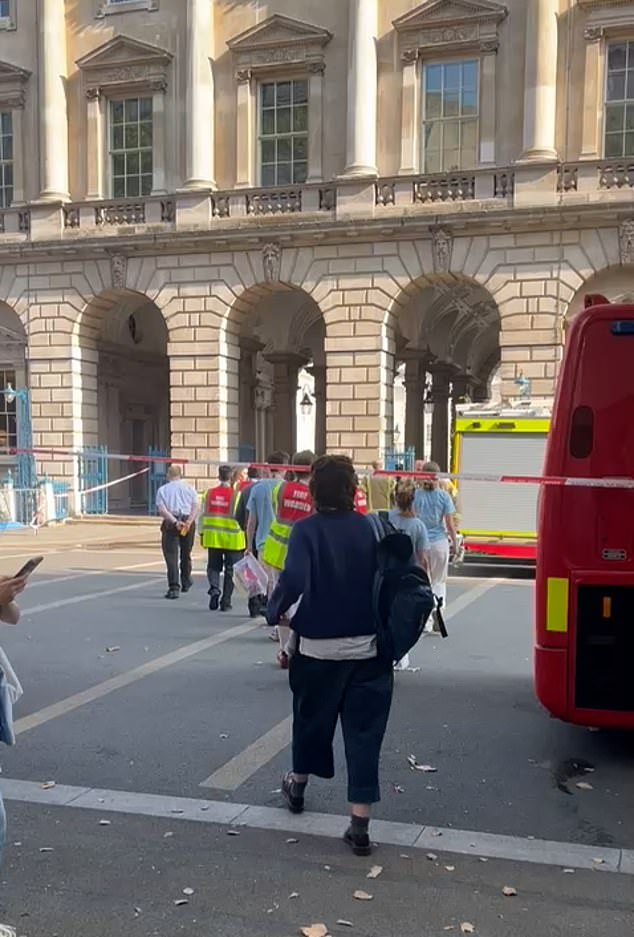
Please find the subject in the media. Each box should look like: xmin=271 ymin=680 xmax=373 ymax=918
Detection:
xmin=1 ymin=163 xmax=633 ymax=243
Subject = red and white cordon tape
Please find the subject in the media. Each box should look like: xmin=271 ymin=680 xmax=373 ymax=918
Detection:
xmin=2 ymin=445 xmax=634 ymax=490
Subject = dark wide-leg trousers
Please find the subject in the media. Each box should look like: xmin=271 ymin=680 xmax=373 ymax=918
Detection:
xmin=161 ymin=521 xmax=195 ymax=592
xmin=289 ymin=652 xmax=394 ymax=804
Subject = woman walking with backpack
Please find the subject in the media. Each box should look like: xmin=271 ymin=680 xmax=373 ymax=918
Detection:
xmin=266 ymin=456 xmax=393 ymax=856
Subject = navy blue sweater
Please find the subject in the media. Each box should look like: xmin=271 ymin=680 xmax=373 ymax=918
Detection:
xmin=266 ymin=511 xmax=377 ymax=639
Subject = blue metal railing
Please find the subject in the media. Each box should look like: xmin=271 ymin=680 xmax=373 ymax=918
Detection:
xmin=78 ymin=447 xmax=108 ymax=514
xmin=147 ymin=447 xmax=169 ymax=514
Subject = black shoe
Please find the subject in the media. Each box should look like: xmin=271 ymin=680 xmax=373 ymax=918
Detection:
xmin=165 ymin=590 xmax=179 ymax=600
xmin=343 ymin=826 xmax=372 ymax=857
xmin=248 ymin=596 xmax=259 ymax=619
xmin=281 ymin=771 xmax=305 ymax=815
xmin=220 ymin=602 xmax=232 ymax=612
xmin=208 ymin=592 xmax=220 ymax=611
xmin=181 ymin=580 xmax=193 ymax=594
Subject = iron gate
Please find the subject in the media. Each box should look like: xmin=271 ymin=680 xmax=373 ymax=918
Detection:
xmin=78 ymin=447 xmax=108 ymax=514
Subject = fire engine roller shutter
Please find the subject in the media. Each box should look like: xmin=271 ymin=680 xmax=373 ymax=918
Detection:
xmin=458 ymin=432 xmax=547 ymax=535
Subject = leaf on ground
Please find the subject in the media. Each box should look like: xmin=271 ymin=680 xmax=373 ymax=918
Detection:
xmin=323 ymin=865 xmax=331 ymax=872
xmin=39 ymin=847 xmax=53 ymax=853
xmin=592 ymin=857 xmax=605 ymax=865
xmin=227 ymin=830 xmax=240 ymax=836
xmin=393 ymin=784 xmax=405 ymax=793
xmin=163 ymin=832 xmax=174 ymax=839
xmin=353 ymin=890 xmax=373 ymax=901
xmin=576 ymin=782 xmax=594 ymax=790
xmin=460 ymin=924 xmax=475 ymax=934
xmin=219 ymin=733 xmax=229 ymax=739
xmin=479 ymin=857 xmax=488 ymax=863
xmin=286 ymin=838 xmax=299 ymax=844
xmin=299 ymin=925 xmax=329 ymax=937
xmin=432 ymin=830 xmax=443 ymax=837
xmin=170 ymin=809 xmax=184 ymax=814
xmin=415 ymin=764 xmax=438 ymax=773
xmin=443 ymin=927 xmax=455 ymax=932
xmin=336 ymin=921 xmax=354 ymax=928
xmin=366 ymin=865 xmax=383 ymax=879
xmin=288 ymin=892 xmax=300 ymax=900
xmin=173 ymin=899 xmax=188 ymax=907
xmin=134 ymin=907 xmax=142 ymax=915
xmin=200 ymin=805 xmax=210 ymax=812
xmin=426 ymin=853 xmax=438 ymax=862
xmin=106 ymin=646 xmax=121 ymax=653
xmin=562 ymin=868 xmax=575 ymax=874
xmin=41 ymin=781 xmax=56 ymax=790
xmin=271 ymin=788 xmax=282 ymax=794
xmin=445 ymin=866 xmax=455 ymax=872
xmin=182 ymin=887 xmax=194 ymax=896
xmin=502 ymin=886 xmax=517 ymax=897
xmin=98 ymin=819 xmax=111 ymax=826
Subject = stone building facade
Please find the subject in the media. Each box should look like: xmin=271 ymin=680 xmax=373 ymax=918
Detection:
xmin=0 ymin=0 xmax=634 ymax=501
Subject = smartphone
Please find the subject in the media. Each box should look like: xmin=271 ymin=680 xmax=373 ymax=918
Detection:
xmin=14 ymin=556 xmax=44 ymax=580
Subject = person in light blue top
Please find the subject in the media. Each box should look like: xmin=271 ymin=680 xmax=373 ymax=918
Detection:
xmin=414 ymin=461 xmax=457 ymax=625
xmin=389 ymin=479 xmax=431 ymax=670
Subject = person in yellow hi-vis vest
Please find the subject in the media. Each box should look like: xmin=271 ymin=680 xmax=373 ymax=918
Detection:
xmin=261 ymin=450 xmax=314 ymax=666
xmin=361 ymin=460 xmax=395 ymax=513
xmin=200 ymin=465 xmax=246 ymax=612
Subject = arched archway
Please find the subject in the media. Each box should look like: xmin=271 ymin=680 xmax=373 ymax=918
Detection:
xmin=0 ymin=303 xmax=27 ymax=479
xmin=75 ymin=290 xmax=169 ymax=511
xmin=390 ymin=274 xmax=500 ymax=468
xmin=227 ymin=284 xmax=326 ymax=460
xmin=566 ymin=266 xmax=634 ymax=324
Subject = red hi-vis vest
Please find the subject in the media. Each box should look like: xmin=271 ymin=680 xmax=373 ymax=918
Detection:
xmin=200 ymin=485 xmax=246 ymax=551
xmin=261 ymin=480 xmax=313 ymax=570
xmin=354 ymin=487 xmax=368 ymax=514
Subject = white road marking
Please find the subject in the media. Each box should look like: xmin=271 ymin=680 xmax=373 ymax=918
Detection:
xmin=21 ymin=578 xmax=160 ymax=615
xmin=22 ymin=560 xmax=164 ymax=589
xmin=200 ymin=716 xmax=292 ymax=790
xmin=0 ymin=777 xmax=629 ymax=875
xmin=201 ymin=579 xmax=498 ymax=792
xmin=14 ymin=621 xmax=259 ymax=736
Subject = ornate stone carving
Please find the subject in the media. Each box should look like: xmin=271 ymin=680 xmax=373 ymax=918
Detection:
xmin=254 ymin=369 xmax=274 ymax=410
xmin=85 ymin=87 xmax=101 ymax=102
xmin=0 ymin=60 xmax=30 ymax=110
xmin=76 ymin=35 xmax=172 ymax=96
xmin=110 ymin=253 xmax=128 ymax=290
xmin=401 ymin=48 xmax=419 ymax=65
xmin=228 ymin=13 xmax=332 ymax=75
xmin=262 ymin=242 xmax=282 ymax=283
xmin=307 ymin=60 xmax=326 ymax=74
xmin=393 ymin=1 xmax=507 ymax=55
xmin=236 ymin=68 xmax=253 ymax=84
xmin=479 ymin=37 xmax=499 ymax=53
xmin=432 ymin=228 xmax=454 ymax=273
xmin=619 ymin=219 xmax=634 ymax=265
xmin=584 ymin=25 xmax=605 ymax=41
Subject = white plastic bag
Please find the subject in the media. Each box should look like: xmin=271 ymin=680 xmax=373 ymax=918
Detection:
xmin=234 ymin=554 xmax=269 ymax=598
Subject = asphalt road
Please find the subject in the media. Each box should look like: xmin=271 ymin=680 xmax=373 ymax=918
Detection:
xmin=0 ymin=525 xmax=631 ymax=936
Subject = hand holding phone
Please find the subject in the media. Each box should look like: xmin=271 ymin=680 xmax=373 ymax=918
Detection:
xmin=14 ymin=556 xmax=44 ymax=580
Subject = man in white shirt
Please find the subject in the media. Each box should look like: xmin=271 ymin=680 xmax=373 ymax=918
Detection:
xmin=156 ymin=464 xmax=200 ymax=600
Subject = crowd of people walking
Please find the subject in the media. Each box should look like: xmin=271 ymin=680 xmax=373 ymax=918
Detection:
xmin=154 ymin=453 xmax=457 ymax=854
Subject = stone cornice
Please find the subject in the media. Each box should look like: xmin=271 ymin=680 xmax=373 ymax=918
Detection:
xmin=227 ymin=13 xmax=332 ymax=75
xmin=1 ymin=202 xmax=632 ymax=263
xmin=393 ymin=0 xmax=507 ymax=57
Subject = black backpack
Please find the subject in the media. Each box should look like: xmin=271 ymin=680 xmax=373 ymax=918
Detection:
xmin=367 ymin=513 xmax=446 ymax=662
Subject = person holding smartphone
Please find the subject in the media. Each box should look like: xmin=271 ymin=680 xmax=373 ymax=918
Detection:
xmin=0 ymin=575 xmax=27 ymax=626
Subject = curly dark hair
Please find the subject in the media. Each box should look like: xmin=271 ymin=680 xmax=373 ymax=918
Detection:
xmin=309 ymin=455 xmax=358 ymax=513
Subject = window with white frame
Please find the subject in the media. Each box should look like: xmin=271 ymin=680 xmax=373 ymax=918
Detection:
xmin=109 ymin=97 xmax=153 ymax=197
xmin=0 ymin=112 xmax=13 ymax=208
xmin=422 ymin=60 xmax=479 ymax=173
xmin=259 ymin=79 xmax=308 ymax=186
xmin=0 ymin=367 xmax=16 ymax=449
xmin=604 ymin=41 xmax=634 ymax=159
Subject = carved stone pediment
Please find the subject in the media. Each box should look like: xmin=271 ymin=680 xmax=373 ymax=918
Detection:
xmin=76 ymin=34 xmax=172 ymax=96
xmin=580 ymin=0 xmax=634 ymax=36
xmin=227 ymin=14 xmax=332 ymax=74
xmin=0 ymin=60 xmax=30 ymax=109
xmin=394 ymin=0 xmax=507 ymax=56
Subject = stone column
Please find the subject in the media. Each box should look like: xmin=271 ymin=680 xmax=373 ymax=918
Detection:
xmin=312 ymin=363 xmax=327 ymax=456
xmin=403 ymin=354 xmax=429 ymax=459
xmin=10 ymin=104 xmax=25 ymax=203
xmin=399 ymin=51 xmax=419 ymax=175
xmin=580 ymin=27 xmax=604 ymax=160
xmin=86 ymin=90 xmax=104 ymax=200
xmin=267 ymin=353 xmax=306 ymax=457
xmin=183 ymin=0 xmax=215 ymax=189
xmin=520 ymin=0 xmax=558 ymax=161
xmin=430 ymin=367 xmax=451 ymax=471
xmin=235 ymin=69 xmax=254 ymax=188
xmin=37 ymin=0 xmax=69 ymax=201
xmin=151 ymin=84 xmax=168 ymax=195
xmin=307 ymin=63 xmax=325 ymax=183
xmin=344 ymin=0 xmax=378 ymax=176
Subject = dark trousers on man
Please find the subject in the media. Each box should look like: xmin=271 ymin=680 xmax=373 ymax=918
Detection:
xmin=207 ymin=548 xmax=243 ymax=609
xmin=161 ymin=519 xmax=195 ymax=593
